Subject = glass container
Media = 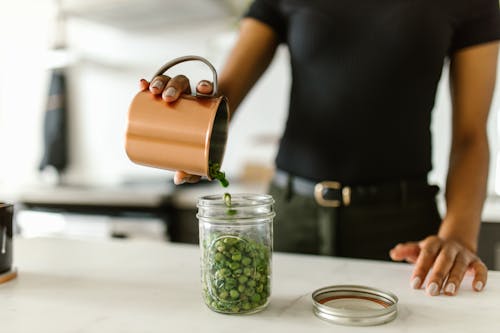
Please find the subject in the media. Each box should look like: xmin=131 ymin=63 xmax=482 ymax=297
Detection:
xmin=197 ymin=193 xmax=274 ymax=314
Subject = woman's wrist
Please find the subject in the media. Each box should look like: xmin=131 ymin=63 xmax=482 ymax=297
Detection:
xmin=437 ymin=216 xmax=479 ymax=253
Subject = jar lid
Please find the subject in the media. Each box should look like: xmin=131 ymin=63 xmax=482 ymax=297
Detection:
xmin=311 ymin=285 xmax=398 ymax=326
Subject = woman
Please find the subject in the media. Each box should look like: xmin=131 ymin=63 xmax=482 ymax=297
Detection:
xmin=139 ymin=0 xmax=500 ymax=296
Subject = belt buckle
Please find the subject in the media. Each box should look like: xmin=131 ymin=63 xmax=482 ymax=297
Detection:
xmin=314 ymin=181 xmax=351 ymax=207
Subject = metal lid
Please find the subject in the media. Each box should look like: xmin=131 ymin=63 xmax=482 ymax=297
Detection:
xmin=312 ymin=285 xmax=398 ymax=326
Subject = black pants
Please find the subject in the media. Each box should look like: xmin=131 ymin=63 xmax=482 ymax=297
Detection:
xmin=268 ymin=181 xmax=442 ymax=261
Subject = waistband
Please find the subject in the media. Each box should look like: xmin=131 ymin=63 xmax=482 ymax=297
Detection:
xmin=272 ymin=170 xmax=438 ymax=207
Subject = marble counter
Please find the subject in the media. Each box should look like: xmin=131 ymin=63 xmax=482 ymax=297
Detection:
xmin=0 ymin=237 xmax=498 ymax=333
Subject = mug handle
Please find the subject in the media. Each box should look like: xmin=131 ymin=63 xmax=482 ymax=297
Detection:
xmin=151 ymin=55 xmax=219 ymax=98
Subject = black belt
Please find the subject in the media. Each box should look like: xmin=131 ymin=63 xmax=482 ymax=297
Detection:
xmin=272 ymin=170 xmax=438 ymax=207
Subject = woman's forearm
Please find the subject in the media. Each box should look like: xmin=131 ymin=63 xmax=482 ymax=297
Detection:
xmin=218 ymin=18 xmax=280 ymax=116
xmin=440 ymin=41 xmax=499 ymax=252
xmin=440 ymin=135 xmax=489 ymax=252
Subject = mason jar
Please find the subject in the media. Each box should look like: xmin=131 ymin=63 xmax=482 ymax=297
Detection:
xmin=197 ymin=193 xmax=274 ymax=314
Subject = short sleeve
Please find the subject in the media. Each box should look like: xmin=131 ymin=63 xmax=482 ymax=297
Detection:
xmin=243 ymin=0 xmax=287 ymax=42
xmin=450 ymin=0 xmax=500 ymax=52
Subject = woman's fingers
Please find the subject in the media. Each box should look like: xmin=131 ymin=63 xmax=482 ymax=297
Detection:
xmin=143 ymin=75 xmax=211 ymax=101
xmin=149 ymin=75 xmax=171 ymax=95
xmin=196 ymin=80 xmax=214 ymax=95
xmin=470 ymin=260 xmax=488 ymax=292
xmin=410 ymin=236 xmax=442 ymax=290
xmin=405 ymin=235 xmax=488 ymax=296
xmin=424 ymin=242 xmax=459 ymax=296
xmin=174 ymin=171 xmax=201 ymax=185
xmin=163 ymin=75 xmax=191 ymax=102
xmin=139 ymin=79 xmax=149 ymax=91
xmin=443 ymin=253 xmax=469 ymax=296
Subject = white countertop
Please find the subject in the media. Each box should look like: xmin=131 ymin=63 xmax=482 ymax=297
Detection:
xmin=0 ymin=237 xmax=499 ymax=333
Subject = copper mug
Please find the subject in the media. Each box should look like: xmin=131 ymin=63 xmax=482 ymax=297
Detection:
xmin=125 ymin=56 xmax=230 ymax=179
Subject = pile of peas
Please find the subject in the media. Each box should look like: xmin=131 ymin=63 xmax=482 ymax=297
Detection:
xmin=202 ymin=235 xmax=270 ymax=314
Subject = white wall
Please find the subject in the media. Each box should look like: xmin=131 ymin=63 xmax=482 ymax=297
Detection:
xmin=0 ymin=0 xmax=54 ymax=194
xmin=59 ymin=19 xmax=290 ymax=186
xmin=0 ymin=3 xmax=499 ymax=199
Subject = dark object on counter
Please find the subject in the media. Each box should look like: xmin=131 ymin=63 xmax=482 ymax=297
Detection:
xmin=39 ymin=69 xmax=68 ymax=174
xmin=0 ymin=203 xmax=14 ymax=274
xmin=0 ymin=268 xmax=17 ymax=284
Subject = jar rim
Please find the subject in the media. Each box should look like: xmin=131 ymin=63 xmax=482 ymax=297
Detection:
xmin=197 ymin=193 xmax=274 ymax=208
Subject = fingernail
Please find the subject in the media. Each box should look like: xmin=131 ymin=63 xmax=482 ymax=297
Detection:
xmin=411 ymin=277 xmax=421 ymax=289
xmin=475 ymin=281 xmax=484 ymax=291
xmin=427 ymin=282 xmax=439 ymax=296
xmin=164 ymin=87 xmax=176 ymax=98
xmin=150 ymin=80 xmax=163 ymax=90
xmin=199 ymin=81 xmax=210 ymax=87
xmin=173 ymin=178 xmax=185 ymax=185
xmin=445 ymin=283 xmax=456 ymax=295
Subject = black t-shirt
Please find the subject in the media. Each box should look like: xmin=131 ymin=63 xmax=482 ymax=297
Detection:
xmin=245 ymin=0 xmax=500 ymax=185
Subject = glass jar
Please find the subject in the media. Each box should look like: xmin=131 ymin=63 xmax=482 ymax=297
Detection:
xmin=197 ymin=193 xmax=274 ymax=314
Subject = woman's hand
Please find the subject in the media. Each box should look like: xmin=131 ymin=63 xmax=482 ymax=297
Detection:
xmin=390 ymin=235 xmax=487 ymax=296
xmin=138 ymin=77 xmax=214 ymax=185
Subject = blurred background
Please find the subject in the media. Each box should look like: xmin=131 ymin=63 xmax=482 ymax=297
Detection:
xmin=1 ymin=0 xmax=500 ymax=268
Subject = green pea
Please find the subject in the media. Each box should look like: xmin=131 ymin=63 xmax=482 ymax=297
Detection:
xmin=236 ymin=242 xmax=246 ymax=251
xmin=241 ymin=257 xmax=252 ymax=266
xmin=238 ymin=276 xmax=248 ymax=284
xmin=224 ymin=192 xmax=232 ymax=207
xmin=251 ymin=293 xmax=261 ymax=303
xmin=232 ymin=252 xmax=242 ymax=261
xmin=243 ymin=267 xmax=253 ymax=276
xmin=215 ymin=241 xmax=226 ymax=252
xmin=222 ymin=268 xmax=231 ymax=277
xmin=244 ymin=287 xmax=255 ymax=297
xmin=225 ymin=278 xmax=237 ymax=290
xmin=219 ymin=290 xmax=228 ymax=300
xmin=223 ymin=237 xmax=237 ymax=246
xmin=214 ymin=252 xmax=224 ymax=262
xmin=230 ymin=290 xmax=240 ymax=299
xmin=229 ymin=262 xmax=240 ymax=270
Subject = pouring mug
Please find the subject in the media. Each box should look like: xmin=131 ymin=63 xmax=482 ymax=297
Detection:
xmin=125 ymin=55 xmax=230 ymax=179
xmin=0 ymin=203 xmax=13 ymax=274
